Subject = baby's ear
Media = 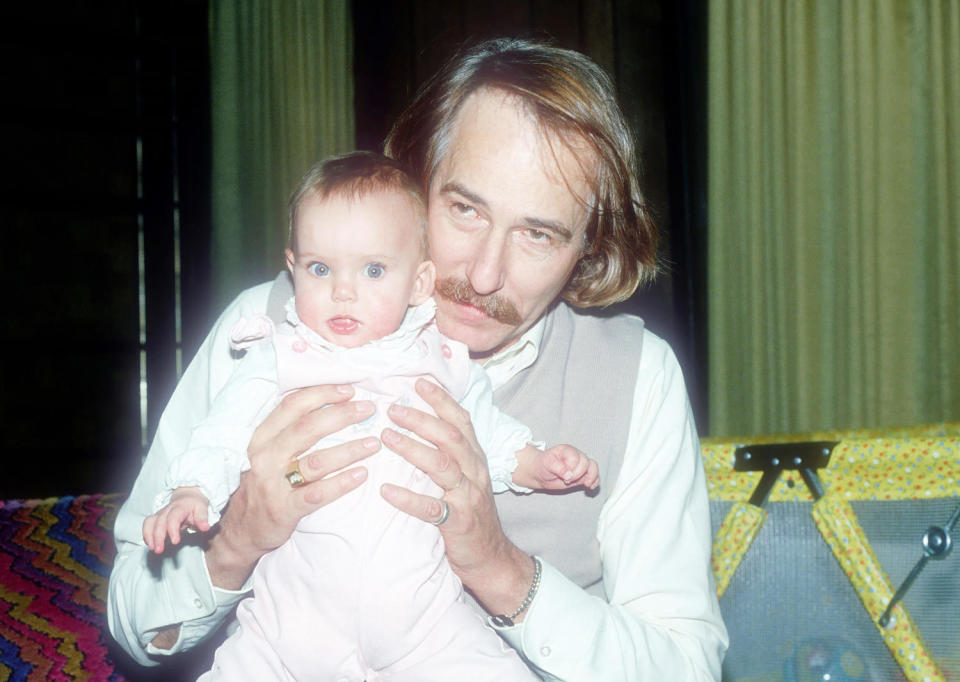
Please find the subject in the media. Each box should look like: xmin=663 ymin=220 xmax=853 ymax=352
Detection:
xmin=284 ymin=249 xmax=295 ymax=274
xmin=409 ymin=260 xmax=436 ymax=306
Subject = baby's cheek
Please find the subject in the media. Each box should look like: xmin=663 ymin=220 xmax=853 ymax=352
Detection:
xmin=371 ymin=306 xmax=408 ymax=339
xmin=294 ymin=300 xmax=325 ymax=335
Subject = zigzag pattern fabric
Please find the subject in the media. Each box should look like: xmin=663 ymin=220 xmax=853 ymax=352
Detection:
xmin=0 ymin=494 xmax=124 ymax=681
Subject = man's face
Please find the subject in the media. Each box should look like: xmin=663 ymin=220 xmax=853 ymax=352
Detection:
xmin=286 ymin=189 xmax=434 ymax=348
xmin=427 ymin=89 xmax=593 ymax=357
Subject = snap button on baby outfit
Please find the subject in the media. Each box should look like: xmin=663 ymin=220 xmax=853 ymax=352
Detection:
xmin=193 ymin=598 xmax=203 ymax=609
xmin=540 ymin=646 xmax=552 ymax=657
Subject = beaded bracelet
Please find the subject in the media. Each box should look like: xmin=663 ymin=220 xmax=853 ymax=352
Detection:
xmin=490 ymin=556 xmax=542 ymax=627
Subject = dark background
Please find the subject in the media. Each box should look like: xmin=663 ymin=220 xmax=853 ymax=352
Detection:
xmin=1 ymin=0 xmax=706 ymax=501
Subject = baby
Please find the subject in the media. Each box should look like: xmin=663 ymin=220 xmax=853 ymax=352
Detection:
xmin=143 ymin=152 xmax=598 ymax=681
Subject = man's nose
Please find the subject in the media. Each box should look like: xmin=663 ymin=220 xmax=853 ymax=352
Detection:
xmin=331 ymin=276 xmax=357 ymax=302
xmin=465 ymin=234 xmax=507 ymax=295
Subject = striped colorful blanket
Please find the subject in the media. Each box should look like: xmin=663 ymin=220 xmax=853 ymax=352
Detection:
xmin=0 ymin=494 xmax=124 ymax=681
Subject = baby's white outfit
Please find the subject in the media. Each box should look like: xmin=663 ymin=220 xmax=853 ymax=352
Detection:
xmin=157 ymin=299 xmax=538 ymax=681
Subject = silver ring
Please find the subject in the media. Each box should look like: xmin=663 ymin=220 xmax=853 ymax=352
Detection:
xmin=431 ymin=500 xmax=450 ymax=526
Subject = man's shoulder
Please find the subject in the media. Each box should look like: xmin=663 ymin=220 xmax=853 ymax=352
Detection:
xmin=557 ymin=301 xmax=647 ymax=341
xmin=219 ymin=276 xmax=283 ymax=320
xmin=556 ymin=302 xmax=678 ymax=366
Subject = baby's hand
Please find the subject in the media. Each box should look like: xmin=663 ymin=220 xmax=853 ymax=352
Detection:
xmin=142 ymin=487 xmax=212 ymax=554
xmin=532 ymin=444 xmax=600 ymax=491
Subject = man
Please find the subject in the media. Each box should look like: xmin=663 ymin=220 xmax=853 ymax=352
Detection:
xmin=108 ymin=38 xmax=727 ymax=680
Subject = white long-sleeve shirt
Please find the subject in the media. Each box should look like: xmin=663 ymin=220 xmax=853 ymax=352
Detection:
xmin=108 ymin=280 xmax=728 ymax=680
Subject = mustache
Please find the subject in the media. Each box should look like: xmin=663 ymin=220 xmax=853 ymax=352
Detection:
xmin=435 ymin=278 xmax=523 ymax=326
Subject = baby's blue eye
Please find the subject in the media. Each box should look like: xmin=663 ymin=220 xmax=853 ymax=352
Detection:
xmin=365 ymin=263 xmax=384 ymax=279
xmin=308 ymin=262 xmax=329 ymax=277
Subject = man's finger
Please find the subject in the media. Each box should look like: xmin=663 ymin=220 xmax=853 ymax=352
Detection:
xmin=385 ymin=403 xmax=455 ymax=450
xmin=380 ymin=482 xmax=445 ymax=524
xmin=300 ymin=466 xmax=369 ymax=506
xmin=249 ymin=384 xmax=356 ymax=449
xmin=293 ymin=436 xmax=381 ymax=485
xmin=381 ymin=427 xmax=464 ymax=492
xmin=414 ymin=378 xmax=474 ymax=432
xmin=261 ymin=400 xmax=376 ymax=465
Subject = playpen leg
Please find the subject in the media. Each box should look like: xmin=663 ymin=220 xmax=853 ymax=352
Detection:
xmin=811 ymin=493 xmax=945 ymax=682
xmin=712 ymin=501 xmax=767 ymax=597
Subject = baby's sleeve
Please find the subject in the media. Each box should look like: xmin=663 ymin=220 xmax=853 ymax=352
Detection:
xmin=154 ymin=338 xmax=279 ymax=524
xmin=459 ymin=363 xmax=542 ymax=494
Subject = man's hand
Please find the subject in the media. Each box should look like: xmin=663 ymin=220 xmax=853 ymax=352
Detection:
xmin=205 ymin=384 xmax=381 ymax=590
xmin=150 ymin=384 xmax=380 ymax=651
xmin=379 ymin=379 xmax=534 ymax=620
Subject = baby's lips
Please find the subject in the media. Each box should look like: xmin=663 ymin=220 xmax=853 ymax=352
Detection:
xmin=327 ymin=316 xmax=360 ymax=334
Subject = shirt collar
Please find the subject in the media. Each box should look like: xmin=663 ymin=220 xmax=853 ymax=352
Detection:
xmin=480 ymin=315 xmax=546 ymax=390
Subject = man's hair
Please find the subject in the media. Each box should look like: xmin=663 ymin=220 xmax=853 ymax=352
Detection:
xmin=288 ymin=151 xmax=428 ymax=256
xmin=384 ymin=38 xmax=658 ymax=307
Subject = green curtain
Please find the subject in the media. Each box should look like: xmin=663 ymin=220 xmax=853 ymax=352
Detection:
xmin=708 ymin=0 xmax=959 ymax=436
xmin=210 ymin=0 xmax=354 ymax=309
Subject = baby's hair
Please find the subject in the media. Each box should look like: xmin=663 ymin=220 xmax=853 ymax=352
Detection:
xmin=288 ymin=151 xmax=428 ymax=256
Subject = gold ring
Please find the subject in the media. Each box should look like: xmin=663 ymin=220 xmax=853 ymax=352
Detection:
xmin=286 ymin=460 xmax=306 ymax=488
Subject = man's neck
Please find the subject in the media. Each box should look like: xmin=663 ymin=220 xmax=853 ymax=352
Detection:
xmin=469 ymin=335 xmax=521 ymax=363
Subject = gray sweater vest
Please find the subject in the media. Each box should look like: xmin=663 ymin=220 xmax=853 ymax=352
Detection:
xmin=266 ymin=273 xmax=643 ymax=593
xmin=492 ymin=303 xmax=642 ymax=594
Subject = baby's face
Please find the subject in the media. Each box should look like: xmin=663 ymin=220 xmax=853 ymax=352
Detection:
xmin=286 ymin=189 xmax=434 ymax=348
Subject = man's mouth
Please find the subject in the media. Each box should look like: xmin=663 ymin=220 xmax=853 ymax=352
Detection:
xmin=435 ymin=278 xmax=522 ymax=326
xmin=327 ymin=316 xmax=359 ymax=335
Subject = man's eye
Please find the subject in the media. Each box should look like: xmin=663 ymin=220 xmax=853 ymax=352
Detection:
xmin=308 ymin=262 xmax=329 ymax=276
xmin=365 ymin=263 xmax=384 ymax=279
xmin=526 ymin=229 xmax=551 ymax=243
xmin=452 ymin=202 xmax=478 ymax=218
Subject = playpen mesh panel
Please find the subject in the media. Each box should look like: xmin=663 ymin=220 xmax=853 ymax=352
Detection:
xmin=711 ymin=498 xmax=960 ymax=682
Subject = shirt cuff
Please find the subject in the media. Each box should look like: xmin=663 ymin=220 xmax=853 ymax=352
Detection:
xmin=490 ymin=558 xmax=589 ymax=679
xmin=142 ymin=543 xmax=253 ymax=657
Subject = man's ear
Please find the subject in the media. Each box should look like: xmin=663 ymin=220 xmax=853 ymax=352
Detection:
xmin=285 ymin=249 xmax=295 ymax=274
xmin=409 ymin=260 xmax=437 ymax=306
